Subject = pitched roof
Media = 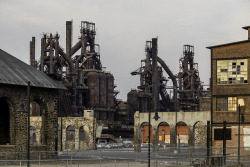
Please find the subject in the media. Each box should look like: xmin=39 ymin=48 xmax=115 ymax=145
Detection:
xmin=0 ymin=49 xmax=66 ymax=89
xmin=206 ymin=39 xmax=250 ymax=49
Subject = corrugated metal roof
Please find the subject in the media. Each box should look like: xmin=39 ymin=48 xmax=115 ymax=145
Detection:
xmin=0 ymin=49 xmax=66 ymax=89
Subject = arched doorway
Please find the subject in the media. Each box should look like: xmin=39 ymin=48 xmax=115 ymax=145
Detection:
xmin=176 ymin=122 xmax=188 ymax=147
xmin=158 ymin=122 xmax=170 ymax=144
xmin=66 ymin=126 xmax=75 ymax=150
xmin=79 ymin=126 xmax=89 ymax=141
xmin=30 ymin=126 xmax=37 ymax=145
xmin=79 ymin=126 xmax=89 ymax=150
xmin=140 ymin=122 xmax=152 ymax=144
xmin=194 ymin=121 xmax=206 ymax=147
xmin=0 ymin=98 xmax=10 ymax=145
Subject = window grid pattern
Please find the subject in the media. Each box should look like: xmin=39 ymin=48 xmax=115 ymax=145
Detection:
xmin=228 ymin=97 xmax=237 ymax=111
xmin=216 ymin=97 xmax=228 ymax=111
xmin=216 ymin=97 xmax=237 ymax=111
xmin=217 ymin=59 xmax=248 ymax=84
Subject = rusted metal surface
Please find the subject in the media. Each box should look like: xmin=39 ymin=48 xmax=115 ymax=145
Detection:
xmin=127 ymin=89 xmax=139 ymax=124
xmin=130 ymin=40 xmax=209 ymax=114
xmin=30 ymin=37 xmax=35 ymax=67
xmin=99 ymin=72 xmax=107 ymax=107
xmin=29 ymin=21 xmax=118 ymax=120
xmin=131 ymin=38 xmax=174 ymax=113
xmin=106 ymin=73 xmax=114 ymax=108
xmin=151 ymin=38 xmax=159 ymax=113
xmin=87 ymin=71 xmax=99 ymax=107
xmin=178 ymin=45 xmax=206 ymax=111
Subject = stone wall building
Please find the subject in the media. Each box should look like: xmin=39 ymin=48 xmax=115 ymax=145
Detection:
xmin=134 ymin=111 xmax=210 ymax=152
xmin=0 ymin=49 xmax=65 ymax=159
xmin=57 ymin=113 xmax=96 ymax=151
xmin=207 ymin=26 xmax=250 ymax=154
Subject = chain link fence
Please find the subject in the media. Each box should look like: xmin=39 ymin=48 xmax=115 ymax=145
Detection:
xmin=0 ymin=147 xmax=250 ymax=166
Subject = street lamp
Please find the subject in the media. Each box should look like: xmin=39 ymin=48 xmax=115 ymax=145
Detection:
xmin=27 ymin=81 xmax=31 ymax=167
xmin=238 ymin=104 xmax=245 ymax=165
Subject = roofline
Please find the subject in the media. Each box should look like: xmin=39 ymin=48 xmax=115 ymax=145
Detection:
xmin=242 ymin=26 xmax=250 ymax=30
xmin=0 ymin=82 xmax=66 ymax=90
xmin=206 ymin=39 xmax=250 ymax=49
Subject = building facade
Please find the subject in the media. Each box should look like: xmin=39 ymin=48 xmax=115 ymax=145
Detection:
xmin=207 ymin=26 xmax=250 ymax=150
xmin=0 ymin=49 xmax=65 ymax=159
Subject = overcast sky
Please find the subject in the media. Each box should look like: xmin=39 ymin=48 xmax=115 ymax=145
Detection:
xmin=0 ymin=0 xmax=250 ymax=101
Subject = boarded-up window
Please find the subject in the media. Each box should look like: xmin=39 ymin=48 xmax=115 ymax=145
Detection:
xmin=214 ymin=128 xmax=231 ymax=140
xmin=217 ymin=59 xmax=248 ymax=84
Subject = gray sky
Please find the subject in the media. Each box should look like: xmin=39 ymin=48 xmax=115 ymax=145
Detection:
xmin=1 ymin=0 xmax=250 ymax=101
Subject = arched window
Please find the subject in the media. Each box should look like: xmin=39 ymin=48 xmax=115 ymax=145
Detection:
xmin=194 ymin=121 xmax=206 ymax=147
xmin=158 ymin=122 xmax=170 ymax=144
xmin=30 ymin=101 xmax=41 ymax=116
xmin=66 ymin=126 xmax=75 ymax=141
xmin=140 ymin=122 xmax=152 ymax=143
xmin=176 ymin=122 xmax=188 ymax=147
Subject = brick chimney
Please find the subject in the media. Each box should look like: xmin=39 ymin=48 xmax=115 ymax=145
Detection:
xmin=242 ymin=26 xmax=250 ymax=40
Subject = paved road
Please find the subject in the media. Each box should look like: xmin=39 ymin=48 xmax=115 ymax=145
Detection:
xmin=58 ymin=148 xmax=207 ymax=164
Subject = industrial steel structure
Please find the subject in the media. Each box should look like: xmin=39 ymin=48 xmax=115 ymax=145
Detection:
xmin=30 ymin=21 xmax=120 ymax=126
xmin=128 ymin=38 xmax=209 ymax=124
xmin=178 ymin=45 xmax=208 ymax=111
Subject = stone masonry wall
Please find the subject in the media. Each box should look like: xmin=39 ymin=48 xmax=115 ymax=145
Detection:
xmin=0 ymin=84 xmax=59 ymax=160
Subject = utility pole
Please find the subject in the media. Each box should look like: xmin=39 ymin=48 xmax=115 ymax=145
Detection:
xmin=223 ymin=121 xmax=226 ymax=165
xmin=206 ymin=121 xmax=210 ymax=165
xmin=60 ymin=90 xmax=63 ymax=151
xmin=238 ymin=104 xmax=245 ymax=165
xmin=147 ymin=97 xmax=151 ymax=167
xmin=27 ymin=81 xmax=30 ymax=167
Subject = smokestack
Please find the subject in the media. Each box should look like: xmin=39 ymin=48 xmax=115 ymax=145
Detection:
xmin=30 ymin=37 xmax=35 ymax=67
xmin=242 ymin=26 xmax=250 ymax=40
xmin=66 ymin=21 xmax=72 ymax=57
xmin=40 ymin=35 xmax=46 ymax=72
xmin=152 ymin=38 xmax=159 ymax=113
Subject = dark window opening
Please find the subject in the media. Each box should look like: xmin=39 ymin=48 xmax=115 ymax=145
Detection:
xmin=214 ymin=128 xmax=231 ymax=140
xmin=0 ymin=98 xmax=10 ymax=145
xmin=30 ymin=101 xmax=41 ymax=116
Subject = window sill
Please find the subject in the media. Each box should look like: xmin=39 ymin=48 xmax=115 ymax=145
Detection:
xmin=216 ymin=83 xmax=248 ymax=85
xmin=215 ymin=110 xmax=236 ymax=112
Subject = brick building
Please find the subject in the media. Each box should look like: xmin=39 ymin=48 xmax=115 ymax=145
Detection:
xmin=0 ymin=49 xmax=65 ymax=159
xmin=207 ymin=26 xmax=250 ymax=149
